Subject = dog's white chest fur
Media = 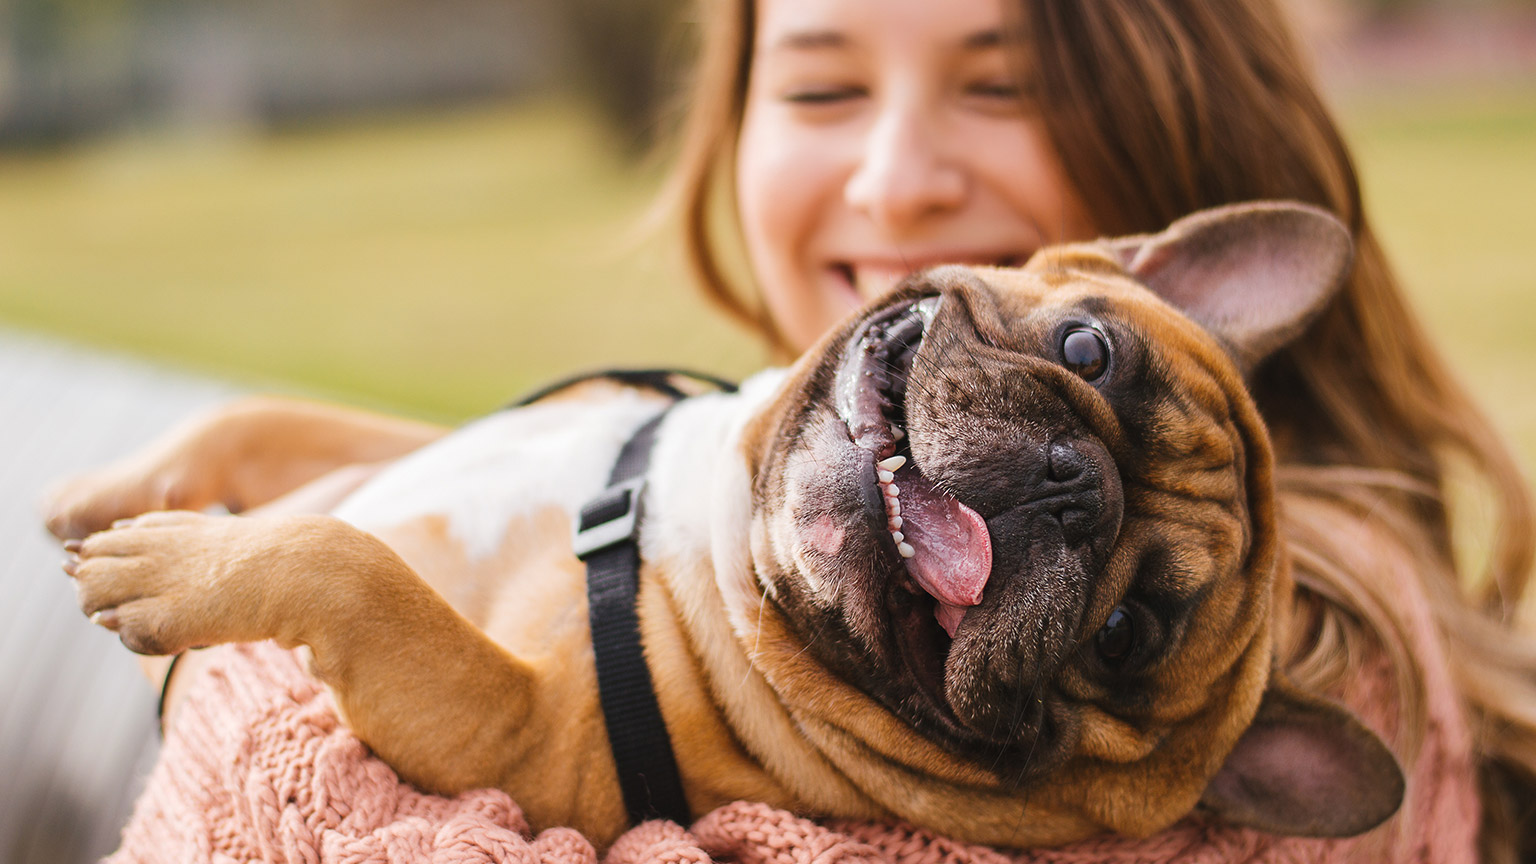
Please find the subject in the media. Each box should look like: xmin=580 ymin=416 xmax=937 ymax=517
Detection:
xmin=331 ymin=389 xmax=668 ymax=561
xmin=329 ymin=372 xmax=782 ymax=568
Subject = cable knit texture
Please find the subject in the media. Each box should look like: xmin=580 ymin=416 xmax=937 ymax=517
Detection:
xmin=111 ymin=563 xmax=1480 ymax=864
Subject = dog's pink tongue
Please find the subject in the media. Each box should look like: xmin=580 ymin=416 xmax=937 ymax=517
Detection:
xmin=897 ymin=468 xmax=992 ymax=636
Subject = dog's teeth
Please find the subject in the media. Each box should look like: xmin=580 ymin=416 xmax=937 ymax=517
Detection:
xmin=890 ymin=531 xmax=904 ymax=544
xmin=888 ymin=500 xmax=901 ymax=517
xmin=885 ymin=483 xmax=900 ymax=498
xmin=891 ymin=426 xmax=905 ymax=441
xmin=888 ymin=516 xmax=902 ymax=530
xmin=877 ymin=455 xmax=906 ymax=471
xmin=877 ymin=469 xmax=894 ymax=484
xmin=897 ymin=541 xmax=915 ymax=559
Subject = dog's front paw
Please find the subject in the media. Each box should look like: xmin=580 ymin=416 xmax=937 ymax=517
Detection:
xmin=64 ymin=511 xmax=269 ymax=655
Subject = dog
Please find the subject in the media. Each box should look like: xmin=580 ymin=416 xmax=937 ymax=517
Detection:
xmin=46 ymin=201 xmax=1404 ymax=849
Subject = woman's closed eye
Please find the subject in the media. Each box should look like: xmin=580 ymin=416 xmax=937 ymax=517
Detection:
xmin=960 ymin=79 xmax=1030 ymax=114
xmin=965 ymin=80 xmax=1021 ymax=99
xmin=782 ymin=85 xmax=868 ymax=106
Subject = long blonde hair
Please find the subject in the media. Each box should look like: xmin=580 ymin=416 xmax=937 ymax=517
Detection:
xmin=664 ymin=1 xmax=1536 ymax=859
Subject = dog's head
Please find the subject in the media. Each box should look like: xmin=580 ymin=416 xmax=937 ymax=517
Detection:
xmin=738 ymin=202 xmax=1403 ymax=843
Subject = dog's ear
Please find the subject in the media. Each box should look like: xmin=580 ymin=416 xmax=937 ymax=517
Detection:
xmin=1199 ymin=677 xmax=1404 ymax=837
xmin=1104 ymin=201 xmax=1354 ymax=372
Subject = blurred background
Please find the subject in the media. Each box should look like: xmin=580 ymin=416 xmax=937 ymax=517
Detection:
xmin=0 ymin=0 xmax=1532 ymax=430
xmin=0 ymin=0 xmax=1532 ymax=861
xmin=0 ymin=0 xmax=769 ymax=423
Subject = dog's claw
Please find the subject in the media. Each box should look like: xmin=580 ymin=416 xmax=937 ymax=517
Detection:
xmin=63 ymin=555 xmax=78 ymax=576
xmin=90 ymin=609 xmax=119 ymax=630
xmin=63 ymin=538 xmax=82 ymax=553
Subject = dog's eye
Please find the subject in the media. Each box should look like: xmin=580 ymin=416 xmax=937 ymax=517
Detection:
xmin=1061 ymin=327 xmax=1109 ymax=382
xmin=1095 ymin=605 xmax=1135 ymax=664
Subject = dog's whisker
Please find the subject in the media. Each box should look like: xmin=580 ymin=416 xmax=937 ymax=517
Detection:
xmin=740 ymin=584 xmax=773 ymax=694
xmin=1008 ymin=645 xmax=1050 ymax=791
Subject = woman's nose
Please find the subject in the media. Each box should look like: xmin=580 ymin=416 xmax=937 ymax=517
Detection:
xmin=844 ymin=104 xmax=966 ymax=235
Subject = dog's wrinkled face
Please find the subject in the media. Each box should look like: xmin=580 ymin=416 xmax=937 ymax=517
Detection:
xmin=736 ymin=204 xmax=1402 ymax=842
xmin=749 ymin=252 xmax=1275 ymax=789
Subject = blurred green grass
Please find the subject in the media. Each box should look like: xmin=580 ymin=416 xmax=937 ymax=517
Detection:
xmin=0 ymin=93 xmax=1531 ymax=475
xmin=0 ymin=102 xmax=765 ymax=422
xmin=1345 ymin=88 xmax=1536 ymax=472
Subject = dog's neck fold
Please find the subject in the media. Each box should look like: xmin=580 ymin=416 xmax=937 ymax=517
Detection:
xmin=639 ymin=370 xmax=901 ymax=817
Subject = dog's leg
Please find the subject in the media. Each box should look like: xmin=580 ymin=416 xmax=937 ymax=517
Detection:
xmin=65 ymin=510 xmax=538 ymax=795
xmin=43 ymin=396 xmax=446 ymax=540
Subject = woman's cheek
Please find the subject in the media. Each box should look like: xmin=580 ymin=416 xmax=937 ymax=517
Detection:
xmin=739 ymin=114 xmax=828 ymax=260
xmin=737 ymin=113 xmax=852 ymax=348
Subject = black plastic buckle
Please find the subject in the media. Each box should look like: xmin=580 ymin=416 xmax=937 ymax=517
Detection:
xmin=573 ymin=477 xmax=647 ymax=560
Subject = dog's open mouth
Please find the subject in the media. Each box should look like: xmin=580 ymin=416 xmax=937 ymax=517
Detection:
xmin=834 ymin=296 xmax=995 ymax=698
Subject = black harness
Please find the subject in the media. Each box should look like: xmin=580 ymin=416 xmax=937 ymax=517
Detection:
xmin=516 ymin=369 xmax=736 ymax=826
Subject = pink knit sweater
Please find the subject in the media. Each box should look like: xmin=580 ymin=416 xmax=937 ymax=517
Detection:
xmin=110 ymin=569 xmax=1480 ymax=864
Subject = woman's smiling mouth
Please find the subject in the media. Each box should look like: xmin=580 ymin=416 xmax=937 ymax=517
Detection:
xmin=829 ymin=255 xmax=1028 ymax=302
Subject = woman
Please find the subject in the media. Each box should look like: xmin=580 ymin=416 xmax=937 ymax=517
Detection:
xmin=72 ymin=0 xmax=1536 ymax=860
xmin=665 ymin=0 xmax=1536 ymax=859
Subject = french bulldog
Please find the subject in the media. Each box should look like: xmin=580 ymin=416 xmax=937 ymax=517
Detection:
xmin=48 ymin=201 xmax=1404 ymax=849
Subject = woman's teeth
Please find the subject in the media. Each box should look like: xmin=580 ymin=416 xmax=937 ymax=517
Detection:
xmin=852 ymin=265 xmax=916 ymax=300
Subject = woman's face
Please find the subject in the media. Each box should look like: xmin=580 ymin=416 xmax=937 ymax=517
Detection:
xmin=737 ymin=0 xmax=1095 ymax=353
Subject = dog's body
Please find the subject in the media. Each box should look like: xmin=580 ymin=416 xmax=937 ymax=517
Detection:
xmin=49 ymin=203 xmax=1405 ymax=849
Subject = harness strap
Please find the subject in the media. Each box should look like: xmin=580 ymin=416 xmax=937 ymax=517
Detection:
xmin=508 ymin=367 xmax=738 ymax=409
xmin=562 ymin=368 xmax=735 ymax=826
xmin=573 ymin=410 xmax=689 ymax=826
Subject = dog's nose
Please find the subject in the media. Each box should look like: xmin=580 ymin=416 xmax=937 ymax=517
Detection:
xmin=1047 ymin=441 xmax=1087 ymax=483
xmin=1043 ymin=441 xmax=1109 ymax=546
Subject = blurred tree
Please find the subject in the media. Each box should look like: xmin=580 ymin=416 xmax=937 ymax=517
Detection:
xmin=545 ymin=0 xmax=689 ymax=155
xmin=1 ymin=0 xmax=692 ymax=150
